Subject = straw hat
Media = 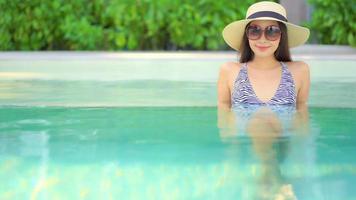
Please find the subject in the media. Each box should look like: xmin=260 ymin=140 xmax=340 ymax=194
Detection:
xmin=222 ymin=1 xmax=310 ymax=51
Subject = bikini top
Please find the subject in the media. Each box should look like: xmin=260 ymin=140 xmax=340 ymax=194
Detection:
xmin=231 ymin=62 xmax=296 ymax=106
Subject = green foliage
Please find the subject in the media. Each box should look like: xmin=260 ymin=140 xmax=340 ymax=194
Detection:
xmin=307 ymin=0 xmax=356 ymax=47
xmin=0 ymin=0 xmax=261 ymax=50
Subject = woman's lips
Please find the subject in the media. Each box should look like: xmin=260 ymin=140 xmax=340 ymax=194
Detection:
xmin=255 ymin=45 xmax=271 ymax=51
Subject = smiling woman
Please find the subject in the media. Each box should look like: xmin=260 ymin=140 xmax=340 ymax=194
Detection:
xmin=218 ymin=2 xmax=312 ymax=198
xmin=219 ymin=1 xmax=310 ymax=109
xmin=243 ymin=20 xmax=290 ymax=62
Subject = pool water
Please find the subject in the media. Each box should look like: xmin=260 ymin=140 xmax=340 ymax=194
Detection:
xmin=0 ymin=105 xmax=355 ymax=199
xmin=0 ymin=56 xmax=356 ymax=199
xmin=0 ymin=79 xmax=355 ymax=108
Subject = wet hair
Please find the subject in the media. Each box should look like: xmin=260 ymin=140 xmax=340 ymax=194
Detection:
xmin=239 ymin=21 xmax=292 ymax=63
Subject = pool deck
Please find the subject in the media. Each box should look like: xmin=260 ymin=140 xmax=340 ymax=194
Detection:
xmin=0 ymin=45 xmax=355 ymax=60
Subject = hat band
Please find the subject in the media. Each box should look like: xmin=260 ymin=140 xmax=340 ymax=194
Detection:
xmin=247 ymin=11 xmax=288 ymax=22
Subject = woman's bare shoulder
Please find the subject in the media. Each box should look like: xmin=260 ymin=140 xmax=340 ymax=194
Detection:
xmin=220 ymin=61 xmax=243 ymax=73
xmin=285 ymin=61 xmax=310 ymax=87
xmin=285 ymin=61 xmax=309 ymax=72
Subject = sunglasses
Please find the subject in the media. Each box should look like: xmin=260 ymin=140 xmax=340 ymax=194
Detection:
xmin=246 ymin=25 xmax=282 ymax=41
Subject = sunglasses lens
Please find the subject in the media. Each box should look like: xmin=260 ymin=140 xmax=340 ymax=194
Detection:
xmin=265 ymin=26 xmax=281 ymax=41
xmin=246 ymin=26 xmax=262 ymax=40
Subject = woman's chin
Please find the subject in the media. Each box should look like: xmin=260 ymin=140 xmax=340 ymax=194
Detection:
xmin=253 ymin=51 xmax=275 ymax=58
xmin=251 ymin=47 xmax=276 ymax=57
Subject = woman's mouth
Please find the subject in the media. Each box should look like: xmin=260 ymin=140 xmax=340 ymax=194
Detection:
xmin=255 ymin=45 xmax=271 ymax=51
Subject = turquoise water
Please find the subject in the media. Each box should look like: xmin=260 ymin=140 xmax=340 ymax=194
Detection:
xmin=0 ymin=58 xmax=356 ymax=199
xmin=0 ymin=103 xmax=356 ymax=199
xmin=0 ymin=80 xmax=355 ymax=108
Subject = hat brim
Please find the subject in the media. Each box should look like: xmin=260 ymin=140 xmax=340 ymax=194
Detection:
xmin=222 ymin=17 xmax=310 ymax=51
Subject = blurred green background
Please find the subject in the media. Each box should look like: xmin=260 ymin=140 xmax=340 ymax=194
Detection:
xmin=0 ymin=0 xmax=354 ymax=50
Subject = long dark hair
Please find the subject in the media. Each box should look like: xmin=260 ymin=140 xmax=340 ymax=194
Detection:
xmin=239 ymin=21 xmax=291 ymax=63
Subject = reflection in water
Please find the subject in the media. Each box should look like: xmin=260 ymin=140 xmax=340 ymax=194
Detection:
xmin=218 ymin=103 xmax=310 ymax=200
xmin=0 ymin=106 xmax=354 ymax=198
xmin=16 ymin=130 xmax=50 ymax=199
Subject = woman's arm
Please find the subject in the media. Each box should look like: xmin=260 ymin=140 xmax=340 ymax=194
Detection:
xmin=296 ymin=61 xmax=310 ymax=104
xmin=217 ymin=63 xmax=236 ymax=140
xmin=295 ymin=61 xmax=310 ymax=135
xmin=217 ymin=62 xmax=232 ymax=110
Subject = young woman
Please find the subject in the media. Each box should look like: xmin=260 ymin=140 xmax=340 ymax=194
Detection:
xmin=218 ymin=1 xmax=310 ymax=110
xmin=217 ymin=2 xmax=311 ymax=199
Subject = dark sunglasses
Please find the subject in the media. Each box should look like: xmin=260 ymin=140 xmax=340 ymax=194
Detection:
xmin=246 ymin=25 xmax=282 ymax=41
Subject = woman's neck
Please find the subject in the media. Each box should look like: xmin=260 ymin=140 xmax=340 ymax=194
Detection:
xmin=249 ymin=56 xmax=280 ymax=70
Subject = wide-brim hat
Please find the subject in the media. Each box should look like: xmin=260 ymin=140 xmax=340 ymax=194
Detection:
xmin=222 ymin=1 xmax=310 ymax=51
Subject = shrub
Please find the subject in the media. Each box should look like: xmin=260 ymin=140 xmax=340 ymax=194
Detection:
xmin=0 ymin=0 xmax=263 ymax=50
xmin=307 ymin=0 xmax=355 ymax=47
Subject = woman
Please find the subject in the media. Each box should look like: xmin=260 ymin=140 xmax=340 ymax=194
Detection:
xmin=218 ymin=1 xmax=310 ymax=110
xmin=217 ymin=2 xmax=311 ymax=199
xmin=217 ymin=1 xmax=310 ymax=139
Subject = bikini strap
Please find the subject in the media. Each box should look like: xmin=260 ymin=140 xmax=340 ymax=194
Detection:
xmin=241 ymin=62 xmax=248 ymax=70
xmin=280 ymin=61 xmax=287 ymax=69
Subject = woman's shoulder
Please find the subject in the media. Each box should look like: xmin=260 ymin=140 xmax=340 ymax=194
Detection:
xmin=284 ymin=61 xmax=310 ymax=85
xmin=284 ymin=61 xmax=309 ymax=72
xmin=219 ymin=61 xmax=243 ymax=73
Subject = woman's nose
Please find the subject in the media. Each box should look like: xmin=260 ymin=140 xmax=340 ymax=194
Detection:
xmin=259 ymin=32 xmax=268 ymax=41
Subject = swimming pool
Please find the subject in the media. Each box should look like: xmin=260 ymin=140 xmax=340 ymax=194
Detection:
xmin=0 ymin=51 xmax=355 ymax=199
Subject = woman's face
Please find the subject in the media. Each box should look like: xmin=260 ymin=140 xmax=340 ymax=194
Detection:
xmin=247 ymin=20 xmax=281 ymax=58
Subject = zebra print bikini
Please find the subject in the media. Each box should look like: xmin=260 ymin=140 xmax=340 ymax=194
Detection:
xmin=231 ymin=62 xmax=296 ymax=106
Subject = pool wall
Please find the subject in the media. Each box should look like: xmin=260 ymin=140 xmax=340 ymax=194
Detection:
xmin=0 ymin=45 xmax=355 ymax=108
